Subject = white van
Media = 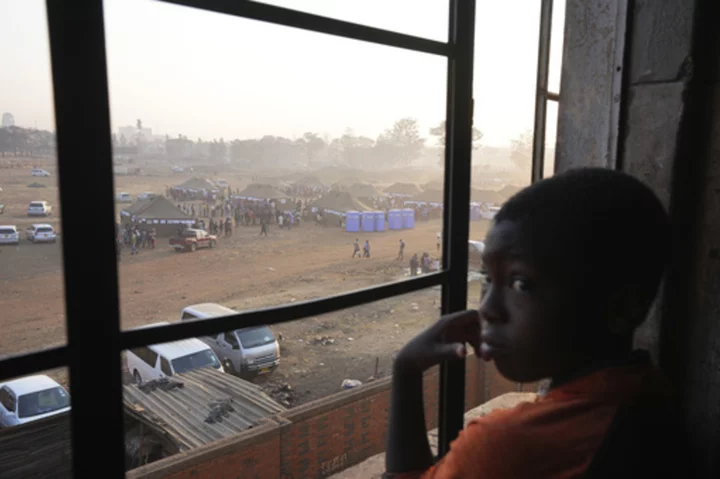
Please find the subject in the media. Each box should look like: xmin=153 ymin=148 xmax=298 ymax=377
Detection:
xmin=125 ymin=322 xmax=224 ymax=384
xmin=180 ymin=303 xmax=280 ymax=378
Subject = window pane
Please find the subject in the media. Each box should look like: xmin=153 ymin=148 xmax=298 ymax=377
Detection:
xmin=544 ymin=99 xmax=559 ymax=179
xmin=257 ymin=0 xmax=449 ymax=42
xmin=103 ymin=0 xmax=447 ymax=330
xmin=123 ymin=289 xmax=464 ymax=477
xmin=0 ymin=0 xmax=67 ymax=356
xmin=0 ymin=368 xmax=72 ymax=479
xmin=548 ymin=0 xmax=567 ymax=94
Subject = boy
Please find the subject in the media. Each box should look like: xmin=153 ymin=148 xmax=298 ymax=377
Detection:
xmin=385 ymin=169 xmax=681 ymax=478
xmin=352 ymin=238 xmax=361 ymax=258
xmin=398 ymin=239 xmax=406 ymax=261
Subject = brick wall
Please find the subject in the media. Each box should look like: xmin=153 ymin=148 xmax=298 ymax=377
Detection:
xmin=128 ymin=355 xmax=486 ymax=479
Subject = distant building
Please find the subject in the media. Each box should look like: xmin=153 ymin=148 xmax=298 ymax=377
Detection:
xmin=2 ymin=112 xmax=15 ymax=127
xmin=118 ymin=125 xmax=153 ymax=143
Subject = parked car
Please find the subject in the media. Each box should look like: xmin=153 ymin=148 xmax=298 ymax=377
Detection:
xmin=216 ymin=179 xmax=229 ymax=188
xmin=137 ymin=192 xmax=155 ymax=200
xmin=125 ymin=322 xmax=224 ymax=384
xmin=0 ymin=375 xmax=70 ymax=427
xmin=26 ymin=224 xmax=57 ymax=243
xmin=0 ymin=225 xmax=19 ymax=245
xmin=169 ymin=228 xmax=216 ymax=252
xmin=180 ymin=303 xmax=280 ymax=378
xmin=27 ymin=201 xmax=52 ymax=217
xmin=30 ymin=169 xmax=51 ymax=177
xmin=116 ymin=192 xmax=132 ymax=203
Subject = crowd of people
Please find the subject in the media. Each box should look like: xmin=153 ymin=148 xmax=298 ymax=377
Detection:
xmin=116 ymin=223 xmax=156 ymax=258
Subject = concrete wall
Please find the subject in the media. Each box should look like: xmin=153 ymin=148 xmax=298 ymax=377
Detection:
xmin=555 ymin=0 xmax=626 ymax=170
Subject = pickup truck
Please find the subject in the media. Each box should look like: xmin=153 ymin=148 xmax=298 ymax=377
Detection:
xmin=169 ymin=228 xmax=217 ymax=252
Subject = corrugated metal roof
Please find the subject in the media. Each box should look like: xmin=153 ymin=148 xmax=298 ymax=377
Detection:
xmin=123 ymin=368 xmax=285 ymax=452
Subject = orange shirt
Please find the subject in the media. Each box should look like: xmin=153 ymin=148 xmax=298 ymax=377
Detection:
xmin=397 ymin=355 xmax=670 ymax=479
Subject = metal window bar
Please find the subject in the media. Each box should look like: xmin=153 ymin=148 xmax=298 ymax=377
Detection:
xmin=531 ymin=0 xmax=555 ymax=183
xmin=0 ymin=0 xmax=481 ymax=474
xmin=45 ymin=1 xmax=125 ymax=476
xmin=438 ymin=0 xmax=476 ymax=458
xmin=162 ymin=0 xmax=451 ymax=57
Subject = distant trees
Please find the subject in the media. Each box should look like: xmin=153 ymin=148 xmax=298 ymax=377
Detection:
xmin=0 ymin=126 xmax=55 ymax=157
xmin=510 ymin=129 xmax=533 ymax=172
xmin=428 ymin=120 xmax=484 ymax=149
xmin=375 ymin=118 xmax=425 ymax=166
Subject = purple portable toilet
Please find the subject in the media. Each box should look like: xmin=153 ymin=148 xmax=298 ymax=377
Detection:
xmin=345 ymin=211 xmax=360 ymax=232
xmin=388 ymin=209 xmax=403 ymax=230
xmin=362 ymin=211 xmax=375 ymax=232
xmin=470 ymin=204 xmax=482 ymax=221
xmin=374 ymin=211 xmax=386 ymax=231
xmin=402 ymin=208 xmax=415 ymax=229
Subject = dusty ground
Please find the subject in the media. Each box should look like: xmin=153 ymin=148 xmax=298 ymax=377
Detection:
xmin=0 ymin=158 xmax=491 ymax=406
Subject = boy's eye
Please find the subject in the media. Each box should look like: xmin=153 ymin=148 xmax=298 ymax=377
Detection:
xmin=511 ymin=278 xmax=530 ymax=293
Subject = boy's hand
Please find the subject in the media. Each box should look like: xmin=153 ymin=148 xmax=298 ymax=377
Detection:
xmin=394 ymin=310 xmax=481 ymax=374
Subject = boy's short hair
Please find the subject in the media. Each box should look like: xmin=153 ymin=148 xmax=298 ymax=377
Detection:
xmin=495 ymin=168 xmax=670 ymax=324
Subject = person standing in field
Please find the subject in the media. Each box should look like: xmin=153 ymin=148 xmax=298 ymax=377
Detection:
xmin=260 ymin=218 xmax=268 ymax=237
xmin=409 ymin=253 xmax=419 ymax=276
xmin=363 ymin=240 xmax=371 ymax=258
xmin=436 ymin=232 xmax=441 ymax=253
xmin=352 ymin=238 xmax=361 ymax=258
xmin=397 ymin=239 xmax=406 ymax=261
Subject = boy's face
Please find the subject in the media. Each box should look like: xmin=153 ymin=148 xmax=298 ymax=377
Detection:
xmin=479 ymin=219 xmax=596 ymax=383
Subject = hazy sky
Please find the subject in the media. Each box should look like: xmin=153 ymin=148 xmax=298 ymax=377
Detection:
xmin=0 ymin=0 xmax=564 ymax=147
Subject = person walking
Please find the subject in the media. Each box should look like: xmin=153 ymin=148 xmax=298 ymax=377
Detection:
xmin=260 ymin=219 xmax=269 ymax=237
xmin=130 ymin=230 xmax=138 ymax=255
xmin=352 ymin=238 xmax=361 ymax=258
xmin=363 ymin=240 xmax=371 ymax=258
xmin=397 ymin=239 xmax=406 ymax=261
xmin=436 ymin=232 xmax=441 ymax=254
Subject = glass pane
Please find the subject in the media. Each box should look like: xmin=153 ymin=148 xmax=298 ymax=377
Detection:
xmin=123 ymin=288 xmax=464 ymax=477
xmin=0 ymin=368 xmax=72 ymax=478
xmin=257 ymin=0 xmax=449 ymax=42
xmin=544 ymin=99 xmax=559 ymax=179
xmin=103 ymin=0 xmax=447 ymax=330
xmin=0 ymin=0 xmax=67 ymax=356
xmin=548 ymin=0 xmax=567 ymax=94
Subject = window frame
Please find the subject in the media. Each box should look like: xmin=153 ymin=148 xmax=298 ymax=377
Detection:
xmin=0 ymin=0 xmax=481 ymax=476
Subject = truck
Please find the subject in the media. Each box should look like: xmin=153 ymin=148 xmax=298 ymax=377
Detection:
xmin=168 ymin=228 xmax=217 ymax=252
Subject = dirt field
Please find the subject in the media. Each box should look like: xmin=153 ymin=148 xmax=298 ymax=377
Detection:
xmin=0 ymin=158 xmax=491 ymax=405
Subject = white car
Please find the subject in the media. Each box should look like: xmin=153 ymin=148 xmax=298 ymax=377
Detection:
xmin=116 ymin=192 xmax=132 ymax=203
xmin=0 ymin=375 xmax=70 ymax=427
xmin=137 ymin=192 xmax=155 ymax=200
xmin=26 ymin=224 xmax=57 ymax=243
xmin=30 ymin=169 xmax=51 ymax=177
xmin=27 ymin=201 xmax=52 ymax=217
xmin=126 ymin=322 xmax=225 ymax=384
xmin=0 ymin=225 xmax=19 ymax=245
xmin=216 ymin=179 xmax=229 ymax=188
